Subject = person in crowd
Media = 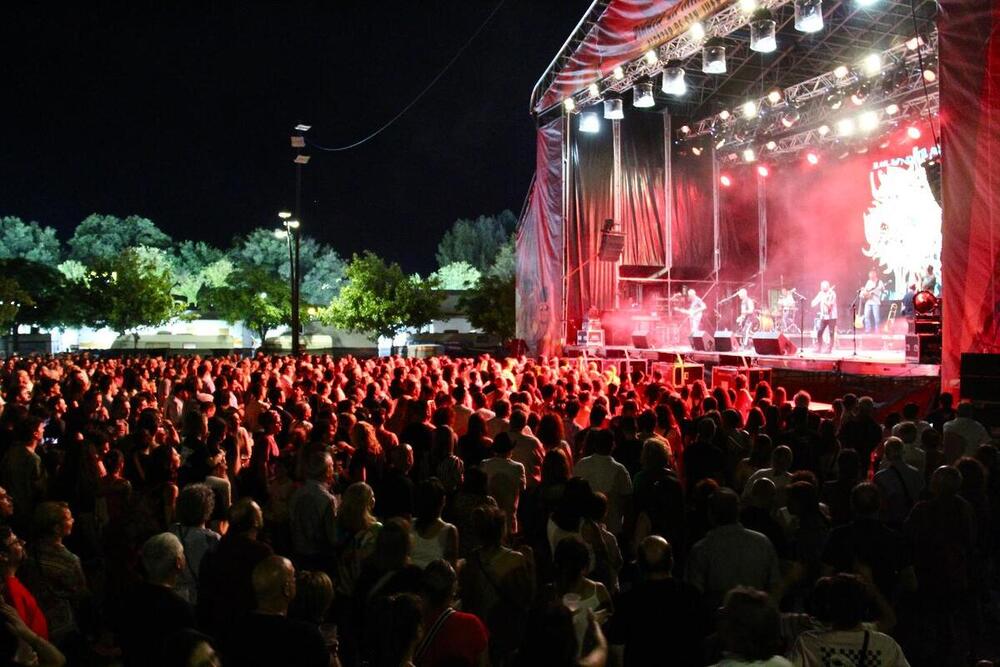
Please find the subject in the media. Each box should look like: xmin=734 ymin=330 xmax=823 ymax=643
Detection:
xmin=0 ymin=416 xmax=46 ymax=532
xmin=710 ymin=587 xmax=791 ymax=666
xmin=873 ymin=438 xmax=924 ymax=528
xmin=0 ymin=600 xmax=65 ymax=667
xmin=742 ymin=445 xmax=794 ymax=506
xmin=573 ymin=429 xmax=632 ymax=536
xmin=481 ymin=432 xmax=526 ymax=493
xmin=168 ymin=483 xmax=220 ymax=604
xmin=943 ymin=401 xmax=990 ymax=459
xmin=117 ymin=533 xmax=196 ymax=667
xmin=683 ymin=418 xmax=725 ymax=495
xmin=288 ymin=570 xmax=339 ymax=660
xmin=414 ymin=560 xmax=489 ymax=667
xmin=289 ymin=450 xmax=339 ymax=571
xmin=409 ymin=479 xmax=459 ymax=568
xmin=457 ymin=413 xmax=493 ymax=469
xmin=0 ymin=526 xmax=48 ymax=640
xmin=509 ymin=410 xmax=544 ymax=488
xmin=227 ymin=555 xmax=331 ymax=667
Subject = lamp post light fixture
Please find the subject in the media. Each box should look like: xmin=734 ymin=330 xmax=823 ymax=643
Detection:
xmin=288 ymin=124 xmax=312 ymax=356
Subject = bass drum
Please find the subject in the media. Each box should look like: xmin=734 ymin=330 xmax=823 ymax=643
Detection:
xmin=758 ymin=310 xmax=775 ymax=332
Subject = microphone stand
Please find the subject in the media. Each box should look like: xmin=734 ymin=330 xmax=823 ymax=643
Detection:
xmin=851 ymin=291 xmax=861 ymax=357
xmin=791 ymin=290 xmax=807 ymax=355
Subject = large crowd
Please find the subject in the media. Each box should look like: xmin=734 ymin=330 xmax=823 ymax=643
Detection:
xmin=0 ymin=352 xmax=996 ymax=667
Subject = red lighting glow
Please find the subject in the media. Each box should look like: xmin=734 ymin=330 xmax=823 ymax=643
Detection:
xmin=806 ymin=152 xmax=820 ymax=165
xmin=756 ymin=165 xmax=770 ymax=178
xmin=720 ymin=174 xmax=733 ymax=187
xmin=907 ymin=126 xmax=922 ymax=140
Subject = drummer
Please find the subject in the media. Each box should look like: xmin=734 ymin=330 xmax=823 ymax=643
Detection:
xmin=778 ymin=288 xmax=796 ymax=329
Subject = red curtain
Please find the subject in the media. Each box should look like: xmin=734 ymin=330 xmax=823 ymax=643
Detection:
xmin=620 ymin=113 xmax=667 ymax=266
xmin=516 ymin=119 xmax=564 ymax=355
xmin=939 ymin=0 xmax=1000 ymax=391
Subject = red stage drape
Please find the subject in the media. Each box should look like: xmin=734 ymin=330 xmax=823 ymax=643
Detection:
xmin=620 ymin=113 xmax=667 ymax=266
xmin=516 ymin=119 xmax=564 ymax=355
xmin=939 ymin=0 xmax=1000 ymax=391
xmin=671 ymin=149 xmax=715 ymax=274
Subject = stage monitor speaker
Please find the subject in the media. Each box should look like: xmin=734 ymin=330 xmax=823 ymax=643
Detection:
xmin=689 ymin=332 xmax=714 ymax=351
xmin=631 ymin=332 xmax=650 ymax=349
xmin=598 ymin=231 xmax=626 ymax=261
xmin=752 ymin=332 xmax=797 ymax=356
xmin=905 ymin=334 xmax=941 ymax=364
xmin=714 ymin=331 xmax=738 ymax=352
xmin=960 ymin=353 xmax=1000 ymax=401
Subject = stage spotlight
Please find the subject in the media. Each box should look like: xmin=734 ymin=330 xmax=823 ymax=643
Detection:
xmin=765 ymin=140 xmax=778 ymax=150
xmin=913 ymin=290 xmax=938 ymax=314
xmin=885 ymin=103 xmax=900 ymax=115
xmin=857 ymin=0 xmax=878 ymax=6
xmin=850 ymin=83 xmax=870 ymax=106
xmin=645 ymin=49 xmax=659 ymax=66
xmin=794 ymin=0 xmax=824 ymax=33
xmin=579 ymin=112 xmax=600 ymax=133
xmin=719 ymin=109 xmax=731 ymax=121
xmin=826 ymin=91 xmax=844 ymax=110
xmin=662 ymin=66 xmax=687 ymax=96
xmin=563 ymin=98 xmax=576 ymax=112
xmin=757 ymin=165 xmax=770 ymax=177
xmin=767 ymin=89 xmax=782 ymax=104
xmin=837 ymin=118 xmax=856 ymax=136
xmin=716 ymin=137 xmax=727 ymax=150
xmin=689 ymin=22 xmax=706 ymax=41
xmin=743 ymin=148 xmax=757 ymax=162
xmin=833 ymin=65 xmax=849 ymax=79
xmin=703 ymin=39 xmax=727 ymax=74
xmin=858 ymin=110 xmax=879 ymax=132
xmin=613 ymin=65 xmax=625 ymax=80
xmin=588 ymin=83 xmax=601 ymax=98
xmin=818 ymin=124 xmax=831 ymax=136
xmin=806 ymin=151 xmax=820 ymax=165
xmin=750 ymin=10 xmax=777 ymax=53
xmin=680 ymin=125 xmax=691 ymax=135
xmin=780 ymin=108 xmax=800 ymax=128
xmin=906 ymin=35 xmax=923 ymax=50
xmin=742 ymin=100 xmax=758 ymax=119
xmin=633 ymin=82 xmax=655 ymax=107
xmin=862 ymin=53 xmax=882 ymax=76
xmin=907 ymin=125 xmax=922 ymax=139
xmin=692 ymin=146 xmax=703 ymax=156
xmin=720 ymin=174 xmax=733 ymax=187
xmin=923 ymin=67 xmax=937 ymax=83
xmin=604 ymin=98 xmax=624 ymax=119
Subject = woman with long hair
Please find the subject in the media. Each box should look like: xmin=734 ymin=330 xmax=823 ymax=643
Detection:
xmin=456 ymin=413 xmax=492 ymax=469
xmin=536 ymin=414 xmax=574 ymax=468
xmin=409 ymin=478 xmax=458 ymax=568
xmin=349 ymin=422 xmax=385 ymax=487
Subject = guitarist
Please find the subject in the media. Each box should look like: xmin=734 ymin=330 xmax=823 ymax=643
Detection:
xmin=860 ymin=269 xmax=885 ymax=333
xmin=811 ymin=281 xmax=838 ymax=353
xmin=677 ymin=289 xmax=707 ymax=335
xmin=735 ymin=288 xmax=756 ymax=347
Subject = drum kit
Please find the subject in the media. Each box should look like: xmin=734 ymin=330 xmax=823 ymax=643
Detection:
xmin=736 ymin=302 xmax=801 ymax=347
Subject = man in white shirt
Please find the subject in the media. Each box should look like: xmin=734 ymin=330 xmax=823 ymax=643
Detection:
xmin=486 ymin=399 xmax=511 ymax=439
xmin=861 ymin=269 xmax=885 ymax=333
xmin=742 ymin=446 xmax=794 ymax=505
xmin=452 ymin=385 xmax=474 ymax=437
xmin=574 ymin=429 xmax=632 ymax=535
xmin=943 ymin=402 xmax=991 ymax=457
xmin=508 ymin=409 xmax=544 ymax=487
xmin=874 ymin=438 xmax=924 ymax=527
xmin=480 ymin=432 xmax=526 ymax=492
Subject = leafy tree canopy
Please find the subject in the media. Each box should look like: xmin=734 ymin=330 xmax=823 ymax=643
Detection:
xmin=321 ymin=252 xmax=441 ymax=340
xmin=435 ymin=210 xmax=517 ymax=273
xmin=430 ymin=262 xmax=481 ymax=290
xmin=0 ymin=216 xmax=62 ymax=265
xmin=174 ymin=240 xmax=226 ymax=277
xmin=0 ymin=259 xmax=81 ymax=331
xmin=488 ymin=239 xmax=516 ymax=280
xmin=68 ymin=214 xmax=172 ymax=263
xmin=200 ymin=264 xmax=290 ymax=344
xmin=0 ymin=277 xmax=33 ymax=332
xmin=85 ymin=249 xmax=180 ymax=343
xmin=301 ymin=247 xmax=346 ymax=306
xmin=459 ymin=273 xmax=516 ymax=340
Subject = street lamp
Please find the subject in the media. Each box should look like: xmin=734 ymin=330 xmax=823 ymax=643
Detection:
xmin=288 ymin=124 xmax=311 ymax=356
xmin=276 ymin=216 xmax=301 ymax=355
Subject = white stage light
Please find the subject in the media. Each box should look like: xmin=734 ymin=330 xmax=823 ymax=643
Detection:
xmin=885 ymin=103 xmax=899 ymax=115
xmin=662 ymin=67 xmax=687 ymax=96
xmin=862 ymin=53 xmax=882 ymax=76
xmin=719 ymin=110 xmax=731 ymax=121
xmin=633 ymin=82 xmax=655 ymax=107
xmin=757 ymin=165 xmax=770 ymax=177
xmin=818 ymin=124 xmax=831 ymax=136
xmin=780 ymin=109 xmax=800 ymax=128
xmin=702 ymin=41 xmax=727 ymax=74
xmin=692 ymin=146 xmax=703 ymax=156
xmin=806 ymin=152 xmax=820 ymax=165
xmin=794 ymin=0 xmax=824 ymax=33
xmin=765 ymin=140 xmax=778 ymax=150
xmin=826 ymin=91 xmax=844 ymax=110
xmin=907 ymin=125 xmax=922 ymax=139
xmin=858 ymin=110 xmax=879 ymax=132
xmin=720 ymin=174 xmax=733 ymax=187
xmin=680 ymin=125 xmax=691 ymax=135
xmin=613 ymin=65 xmax=625 ymax=80
xmin=716 ymin=137 xmax=727 ymax=149
xmin=740 ymin=0 xmax=757 ymax=12
xmin=743 ymin=148 xmax=757 ymax=162
xmin=563 ymin=98 xmax=576 ymax=112
xmin=579 ymin=112 xmax=600 ymax=133
xmin=644 ymin=49 xmax=659 ymax=66
xmin=837 ymin=118 xmax=856 ymax=136
xmin=588 ymin=83 xmax=600 ymax=98
xmin=833 ymin=65 xmax=849 ymax=79
xmin=923 ymin=68 xmax=937 ymax=83
xmin=742 ymin=100 xmax=758 ymax=118
xmin=856 ymin=0 xmax=877 ymax=6
xmin=750 ymin=11 xmax=777 ymax=53
xmin=604 ymin=98 xmax=624 ymax=119
xmin=689 ymin=22 xmax=706 ymax=41
xmin=767 ymin=89 xmax=782 ymax=104
xmin=906 ymin=36 xmax=923 ymax=50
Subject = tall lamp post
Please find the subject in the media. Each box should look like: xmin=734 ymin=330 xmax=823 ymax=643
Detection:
xmin=276 ymin=213 xmax=301 ymax=355
xmin=289 ymin=123 xmax=311 ymax=356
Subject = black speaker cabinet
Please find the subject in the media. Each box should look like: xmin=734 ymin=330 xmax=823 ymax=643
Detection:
xmin=905 ymin=334 xmax=942 ymax=364
xmin=689 ymin=332 xmax=714 ymax=351
xmin=752 ymin=332 xmax=797 ymax=356
xmin=713 ymin=331 xmax=738 ymax=352
xmin=632 ymin=332 xmax=651 ymax=349
xmin=961 ymin=353 xmax=1000 ymax=402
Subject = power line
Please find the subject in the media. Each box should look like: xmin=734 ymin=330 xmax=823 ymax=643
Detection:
xmin=307 ymin=0 xmax=507 ymax=153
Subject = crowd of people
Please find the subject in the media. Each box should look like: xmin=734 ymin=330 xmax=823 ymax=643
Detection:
xmin=0 ymin=352 xmax=996 ymax=667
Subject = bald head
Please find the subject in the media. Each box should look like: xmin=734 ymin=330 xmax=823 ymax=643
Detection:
xmin=638 ymin=536 xmax=673 ymax=577
xmin=253 ymin=556 xmax=296 ymax=612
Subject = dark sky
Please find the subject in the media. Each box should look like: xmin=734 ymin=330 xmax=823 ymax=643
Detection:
xmin=1 ymin=2 xmax=587 ymax=274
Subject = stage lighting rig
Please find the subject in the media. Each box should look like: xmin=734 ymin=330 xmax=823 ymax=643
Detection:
xmin=719 ymin=109 xmax=732 ymax=120
xmin=743 ymin=147 xmax=757 ymax=162
xmin=862 ymin=53 xmax=882 ymax=76
xmin=588 ymin=83 xmax=601 ymax=98
xmin=579 ymin=112 xmax=601 ymax=133
xmin=794 ymin=0 xmax=823 ymax=33
xmin=689 ymin=22 xmax=706 ymax=41
xmin=833 ymin=65 xmax=850 ymax=79
xmin=757 ymin=165 xmax=770 ymax=177
xmin=806 ymin=151 xmax=820 ymax=165
xmin=780 ymin=108 xmax=800 ymax=128
xmin=907 ymin=125 xmax=922 ymax=139
xmin=742 ymin=100 xmax=758 ymax=119
xmin=633 ymin=82 xmax=655 ymax=107
xmin=604 ymin=98 xmax=624 ymax=119
xmin=767 ymin=89 xmax=783 ymax=104
xmin=691 ymin=146 xmax=703 ymax=156
xmin=826 ymin=91 xmax=845 ymax=110
xmin=837 ymin=118 xmax=856 ymax=136
xmin=702 ymin=38 xmax=727 ymax=74
xmin=885 ymin=103 xmax=899 ymax=115
xmin=563 ymin=98 xmax=576 ymax=112
xmin=818 ymin=124 xmax=831 ymax=136
xmin=850 ymin=83 xmax=870 ymax=106
xmin=858 ymin=110 xmax=879 ymax=132
xmin=644 ymin=49 xmax=659 ymax=66
xmin=749 ymin=9 xmax=777 ymax=53
xmin=662 ymin=65 xmax=687 ymax=96
xmin=720 ymin=174 xmax=733 ymax=187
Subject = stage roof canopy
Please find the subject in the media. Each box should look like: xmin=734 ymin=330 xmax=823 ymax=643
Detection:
xmin=531 ymin=0 xmax=938 ymax=126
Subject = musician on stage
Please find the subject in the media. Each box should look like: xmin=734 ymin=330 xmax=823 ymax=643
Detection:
xmin=861 ymin=269 xmax=885 ymax=333
xmin=811 ymin=281 xmax=838 ymax=353
xmin=679 ymin=289 xmax=707 ymax=334
xmin=921 ymin=264 xmax=938 ymax=294
xmin=736 ymin=289 xmax=756 ymax=327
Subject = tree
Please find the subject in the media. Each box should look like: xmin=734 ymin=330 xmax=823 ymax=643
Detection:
xmin=488 ymin=239 xmax=516 ymax=280
xmin=301 ymin=247 xmax=346 ymax=306
xmin=0 ymin=277 xmax=32 ymax=335
xmin=459 ymin=273 xmax=516 ymax=340
xmin=68 ymin=214 xmax=172 ymax=263
xmin=0 ymin=217 xmax=62 ymax=265
xmin=173 ymin=241 xmax=226 ymax=277
xmin=86 ymin=249 xmax=180 ymax=347
xmin=57 ymin=260 xmax=88 ymax=283
xmin=0 ymin=260 xmax=81 ymax=346
xmin=321 ymin=252 xmax=442 ymax=340
xmin=435 ymin=210 xmax=517 ymax=272
xmin=430 ymin=262 xmax=481 ymax=290
xmin=201 ymin=264 xmax=290 ymax=344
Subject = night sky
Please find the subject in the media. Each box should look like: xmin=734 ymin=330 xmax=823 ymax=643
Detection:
xmin=1 ymin=2 xmax=587 ymax=274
